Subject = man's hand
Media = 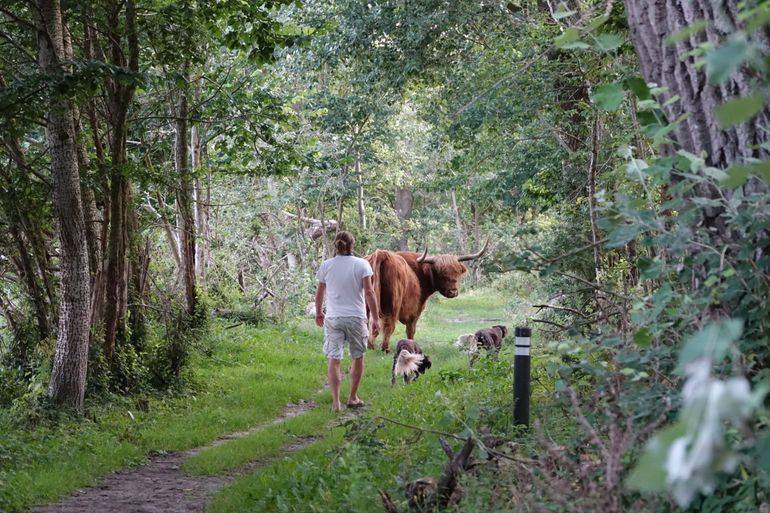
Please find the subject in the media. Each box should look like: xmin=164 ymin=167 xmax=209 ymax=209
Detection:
xmin=314 ymin=282 xmax=326 ymax=328
xmin=370 ymin=318 xmax=380 ymax=337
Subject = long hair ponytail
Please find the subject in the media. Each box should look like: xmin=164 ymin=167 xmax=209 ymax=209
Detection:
xmin=334 ymin=231 xmax=354 ymax=256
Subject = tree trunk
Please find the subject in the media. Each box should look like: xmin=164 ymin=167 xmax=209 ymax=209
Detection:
xmin=355 ymin=154 xmax=366 ymax=230
xmin=450 ymin=189 xmax=466 ymax=253
xmin=587 ymin=114 xmax=609 ymax=322
xmin=394 ymin=186 xmax=413 ymax=251
xmin=176 ymin=71 xmax=197 ymax=316
xmin=102 ymin=0 xmax=139 ymax=361
xmin=38 ymin=0 xmax=92 ymax=411
xmin=624 ymin=0 xmax=770 ymax=170
xmin=191 ymin=115 xmax=209 ymax=284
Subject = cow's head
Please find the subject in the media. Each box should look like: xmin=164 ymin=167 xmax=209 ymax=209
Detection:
xmin=417 ymin=239 xmax=489 ymax=298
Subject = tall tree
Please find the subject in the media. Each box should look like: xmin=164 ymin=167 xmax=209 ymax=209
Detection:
xmin=100 ymin=0 xmax=139 ymax=361
xmin=175 ymin=66 xmax=197 ymax=316
xmin=37 ymin=0 xmax=91 ymax=410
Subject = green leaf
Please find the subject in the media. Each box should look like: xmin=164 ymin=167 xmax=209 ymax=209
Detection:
xmin=555 ymin=27 xmax=580 ymax=48
xmin=625 ymin=77 xmax=651 ymax=100
xmin=562 ymin=41 xmax=591 ymax=49
xmin=705 ymin=37 xmax=749 ymax=85
xmin=585 ymin=14 xmax=609 ymax=32
xmin=665 ymin=20 xmax=708 ymax=45
xmin=756 ymin=430 xmax=770 ymax=475
xmin=634 ymin=328 xmax=653 ymax=347
xmin=628 ymin=420 xmax=688 ymax=492
xmin=678 ymin=319 xmax=744 ymax=369
xmin=716 ymin=94 xmax=767 ymax=128
xmin=724 ymin=161 xmax=770 ymax=186
xmin=591 ymin=83 xmax=624 ymax=111
xmin=746 ymin=7 xmax=770 ymax=33
xmin=722 ymin=164 xmax=752 ymax=188
xmin=553 ymin=2 xmax=576 ymax=19
xmin=653 ymin=113 xmax=689 ymax=146
xmin=595 ymin=33 xmax=624 ymax=52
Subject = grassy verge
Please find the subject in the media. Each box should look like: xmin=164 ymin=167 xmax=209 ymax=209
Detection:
xmin=0 ymin=322 xmax=327 ymax=512
xmin=206 ymin=282 xmax=547 ymax=512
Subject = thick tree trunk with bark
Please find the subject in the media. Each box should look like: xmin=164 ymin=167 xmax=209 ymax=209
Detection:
xmin=624 ymin=0 xmax=770 ymax=169
xmin=38 ymin=0 xmax=92 ymax=411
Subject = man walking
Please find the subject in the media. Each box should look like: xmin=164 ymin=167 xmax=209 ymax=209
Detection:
xmin=314 ymin=231 xmax=380 ymax=412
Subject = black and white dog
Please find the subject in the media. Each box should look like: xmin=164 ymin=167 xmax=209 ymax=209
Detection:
xmin=392 ymin=339 xmax=432 ymax=385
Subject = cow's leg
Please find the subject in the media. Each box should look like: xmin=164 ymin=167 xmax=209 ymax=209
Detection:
xmin=380 ymin=317 xmax=396 ymax=352
xmin=405 ymin=319 xmax=417 ymax=340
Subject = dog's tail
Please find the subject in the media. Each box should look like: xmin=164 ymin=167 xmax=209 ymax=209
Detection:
xmin=394 ymin=349 xmax=425 ymax=381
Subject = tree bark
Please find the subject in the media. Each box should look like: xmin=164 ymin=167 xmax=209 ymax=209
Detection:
xmin=624 ymin=0 xmax=770 ymax=170
xmin=176 ymin=70 xmax=197 ymax=316
xmin=38 ymin=0 xmax=92 ymax=411
xmin=394 ymin=186 xmax=413 ymax=251
xmin=191 ymin=111 xmax=209 ymax=284
xmin=355 ymin=153 xmax=366 ymax=230
xmin=102 ymin=0 xmax=139 ymax=361
xmin=450 ymin=189 xmax=466 ymax=253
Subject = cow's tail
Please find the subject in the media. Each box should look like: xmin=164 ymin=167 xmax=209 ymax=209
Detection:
xmin=367 ymin=250 xmax=384 ymax=349
xmin=368 ymin=250 xmax=384 ymax=311
xmin=393 ymin=349 xmax=424 ymax=384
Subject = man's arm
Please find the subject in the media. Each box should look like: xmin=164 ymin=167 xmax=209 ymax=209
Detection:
xmin=363 ymin=276 xmax=380 ymax=336
xmin=314 ymin=282 xmax=326 ymax=327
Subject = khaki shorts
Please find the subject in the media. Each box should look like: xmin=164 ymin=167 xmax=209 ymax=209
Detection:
xmin=324 ymin=317 xmax=368 ymax=360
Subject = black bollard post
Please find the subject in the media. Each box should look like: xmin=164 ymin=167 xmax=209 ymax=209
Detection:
xmin=513 ymin=326 xmax=531 ymax=428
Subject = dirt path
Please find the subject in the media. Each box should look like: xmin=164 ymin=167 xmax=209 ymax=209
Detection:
xmin=33 ymin=399 xmax=318 ymax=513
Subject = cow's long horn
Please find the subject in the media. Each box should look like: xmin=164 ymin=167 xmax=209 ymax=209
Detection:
xmin=457 ymin=237 xmax=490 ymax=262
xmin=416 ymin=245 xmax=436 ymax=264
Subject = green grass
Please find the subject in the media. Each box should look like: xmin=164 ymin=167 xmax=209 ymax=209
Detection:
xmin=206 ymin=283 xmax=543 ymax=512
xmin=1 ymin=276 xmax=548 ymax=513
xmin=182 ymin=401 xmax=335 ymax=475
xmin=0 ymin=323 xmax=327 ymax=512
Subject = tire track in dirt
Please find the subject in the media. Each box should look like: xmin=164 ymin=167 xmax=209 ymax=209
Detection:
xmin=33 ymin=399 xmax=318 ymax=513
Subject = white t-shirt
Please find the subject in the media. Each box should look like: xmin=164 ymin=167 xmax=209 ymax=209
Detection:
xmin=316 ymin=255 xmax=373 ymax=319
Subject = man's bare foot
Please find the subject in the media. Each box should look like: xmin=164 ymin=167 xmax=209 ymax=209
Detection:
xmin=346 ymin=399 xmax=365 ymax=409
xmin=332 ymin=401 xmax=342 ymax=412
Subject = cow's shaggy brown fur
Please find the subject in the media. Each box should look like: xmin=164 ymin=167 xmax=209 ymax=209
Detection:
xmin=365 ymin=251 xmax=468 ymax=352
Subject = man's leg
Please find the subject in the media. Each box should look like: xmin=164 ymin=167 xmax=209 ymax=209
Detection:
xmin=328 ymin=358 xmax=342 ymax=412
xmin=346 ymin=357 xmax=364 ymax=406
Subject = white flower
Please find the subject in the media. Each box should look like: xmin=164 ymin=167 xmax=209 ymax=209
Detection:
xmin=663 ymin=358 xmax=754 ymax=507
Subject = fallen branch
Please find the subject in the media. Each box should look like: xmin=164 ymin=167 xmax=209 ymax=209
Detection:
xmin=533 ymin=303 xmax=586 ymax=317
